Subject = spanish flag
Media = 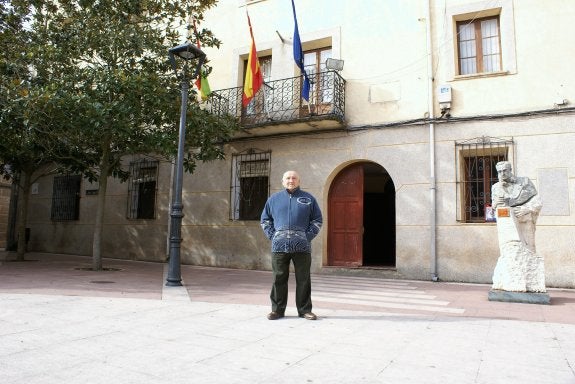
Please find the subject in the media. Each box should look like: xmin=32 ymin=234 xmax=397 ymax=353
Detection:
xmin=242 ymin=13 xmax=263 ymax=107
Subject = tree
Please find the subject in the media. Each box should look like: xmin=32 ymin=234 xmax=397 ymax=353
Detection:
xmin=1 ymin=0 xmax=239 ymax=269
xmin=0 ymin=0 xmax=63 ymax=260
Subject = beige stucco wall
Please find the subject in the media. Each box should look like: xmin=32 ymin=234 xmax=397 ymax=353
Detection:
xmin=24 ymin=112 xmax=575 ymax=287
xmin=0 ymin=179 xmax=11 ymax=249
xmin=203 ymin=0 xmax=575 ymax=124
xmin=21 ymin=0 xmax=575 ymax=288
xmin=202 ymin=0 xmax=430 ymax=125
xmin=170 ymin=112 xmax=574 ymax=287
xmin=432 ymin=0 xmax=575 ymax=116
xmin=26 ymin=159 xmax=173 ymax=261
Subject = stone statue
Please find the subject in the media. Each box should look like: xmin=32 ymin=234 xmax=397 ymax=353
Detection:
xmin=490 ymin=161 xmax=546 ymax=296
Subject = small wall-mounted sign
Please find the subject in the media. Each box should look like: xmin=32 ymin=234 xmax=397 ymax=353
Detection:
xmin=86 ymin=189 xmax=99 ymax=196
xmin=497 ymin=207 xmax=510 ymax=218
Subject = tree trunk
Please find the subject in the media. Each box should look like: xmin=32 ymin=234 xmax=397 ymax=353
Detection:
xmin=92 ymin=145 xmax=111 ymax=271
xmin=16 ymin=172 xmax=32 ymax=261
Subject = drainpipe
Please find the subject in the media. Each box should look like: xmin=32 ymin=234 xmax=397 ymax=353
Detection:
xmin=425 ymin=0 xmax=439 ymax=282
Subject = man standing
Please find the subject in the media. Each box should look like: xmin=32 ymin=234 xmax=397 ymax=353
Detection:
xmin=261 ymin=171 xmax=323 ymax=320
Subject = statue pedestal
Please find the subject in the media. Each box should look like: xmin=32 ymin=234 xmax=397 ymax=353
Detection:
xmin=491 ymin=207 xmax=547 ymax=294
xmin=488 ymin=289 xmax=550 ymax=305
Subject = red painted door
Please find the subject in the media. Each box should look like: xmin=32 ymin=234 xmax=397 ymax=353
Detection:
xmin=328 ymin=164 xmax=363 ymax=266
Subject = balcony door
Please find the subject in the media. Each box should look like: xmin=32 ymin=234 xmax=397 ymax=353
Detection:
xmin=301 ymin=47 xmax=332 ymax=116
xmin=242 ymin=55 xmax=272 ymax=124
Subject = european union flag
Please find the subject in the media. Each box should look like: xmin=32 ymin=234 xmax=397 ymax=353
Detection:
xmin=291 ymin=0 xmax=310 ymax=101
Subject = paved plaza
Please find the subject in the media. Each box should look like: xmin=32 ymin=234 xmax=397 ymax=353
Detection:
xmin=1 ymin=252 xmax=574 ymax=383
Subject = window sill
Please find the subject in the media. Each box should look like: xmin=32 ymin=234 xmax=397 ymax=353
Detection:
xmin=452 ymin=70 xmax=510 ymax=81
xmin=456 ymin=221 xmax=497 ymax=225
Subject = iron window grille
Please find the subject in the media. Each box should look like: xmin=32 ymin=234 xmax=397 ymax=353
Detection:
xmin=455 ymin=136 xmax=514 ymax=223
xmin=127 ymin=158 xmax=159 ymax=220
xmin=230 ymin=149 xmax=271 ymax=221
xmin=51 ymin=175 xmax=81 ymax=221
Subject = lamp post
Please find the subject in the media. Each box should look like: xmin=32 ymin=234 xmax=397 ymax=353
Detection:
xmin=166 ymin=42 xmax=206 ymax=286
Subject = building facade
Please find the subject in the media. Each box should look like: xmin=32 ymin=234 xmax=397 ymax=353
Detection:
xmin=24 ymin=0 xmax=575 ymax=287
xmin=0 ymin=179 xmax=12 ymax=250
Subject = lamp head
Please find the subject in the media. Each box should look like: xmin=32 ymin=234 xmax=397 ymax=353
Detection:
xmin=168 ymin=42 xmax=206 ymax=75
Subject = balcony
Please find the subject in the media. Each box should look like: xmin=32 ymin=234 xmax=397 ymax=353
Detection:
xmin=207 ymin=70 xmax=345 ymax=138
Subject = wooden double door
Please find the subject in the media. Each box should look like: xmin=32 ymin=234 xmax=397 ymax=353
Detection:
xmin=327 ymin=163 xmax=396 ymax=267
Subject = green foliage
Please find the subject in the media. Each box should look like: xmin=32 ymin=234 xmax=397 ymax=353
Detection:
xmin=0 ymin=0 xmax=239 ymax=264
xmin=1 ymin=0 xmax=238 ymax=183
xmin=0 ymin=1 xmax=35 ymax=178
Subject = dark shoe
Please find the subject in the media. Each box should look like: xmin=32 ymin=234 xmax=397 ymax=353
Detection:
xmin=267 ymin=311 xmax=284 ymax=320
xmin=299 ymin=312 xmax=317 ymax=320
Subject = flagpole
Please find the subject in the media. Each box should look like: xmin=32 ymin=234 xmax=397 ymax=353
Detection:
xmin=192 ymin=18 xmax=204 ymax=99
xmin=291 ymin=0 xmax=311 ymax=105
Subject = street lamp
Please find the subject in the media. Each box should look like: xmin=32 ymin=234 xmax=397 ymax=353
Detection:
xmin=166 ymin=42 xmax=206 ymax=286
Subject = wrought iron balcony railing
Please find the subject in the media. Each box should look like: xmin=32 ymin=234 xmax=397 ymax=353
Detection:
xmin=207 ymin=70 xmax=345 ymax=128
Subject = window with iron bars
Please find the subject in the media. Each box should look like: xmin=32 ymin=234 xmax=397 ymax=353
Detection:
xmin=230 ymin=150 xmax=271 ymax=221
xmin=455 ymin=137 xmax=514 ymax=223
xmin=51 ymin=175 xmax=81 ymax=221
xmin=127 ymin=159 xmax=158 ymax=220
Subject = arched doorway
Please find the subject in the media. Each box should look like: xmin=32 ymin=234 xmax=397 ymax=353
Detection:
xmin=328 ymin=162 xmax=395 ymax=267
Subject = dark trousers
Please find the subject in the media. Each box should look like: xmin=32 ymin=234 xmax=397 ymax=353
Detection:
xmin=270 ymin=252 xmax=312 ymax=315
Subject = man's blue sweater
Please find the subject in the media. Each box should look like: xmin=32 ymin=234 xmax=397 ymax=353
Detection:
xmin=261 ymin=187 xmax=323 ymax=253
